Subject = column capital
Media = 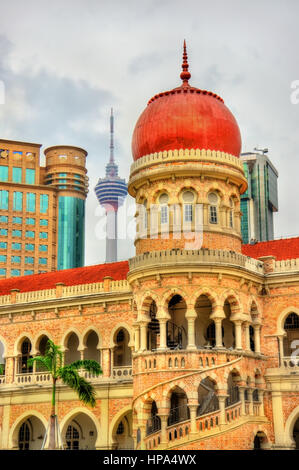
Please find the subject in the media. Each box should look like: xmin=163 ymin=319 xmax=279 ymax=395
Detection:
xmin=210 ymin=306 xmax=225 ymax=320
xmin=217 ymin=393 xmax=229 ymax=401
xmin=156 ymin=315 xmax=170 ymax=323
xmin=185 ymin=309 xmax=197 ymax=320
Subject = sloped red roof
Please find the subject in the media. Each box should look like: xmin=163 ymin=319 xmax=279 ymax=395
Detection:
xmin=0 ymin=260 xmax=129 ymax=295
xmin=242 ymin=237 xmax=299 ymax=261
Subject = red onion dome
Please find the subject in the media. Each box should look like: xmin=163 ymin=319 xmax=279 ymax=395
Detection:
xmin=132 ymin=41 xmax=241 ymax=161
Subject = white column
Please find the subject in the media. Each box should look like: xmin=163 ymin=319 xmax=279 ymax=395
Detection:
xmin=218 ymin=395 xmax=227 ymax=426
xmin=253 ymin=324 xmax=261 ymax=354
xmin=239 ymin=387 xmax=246 ymax=416
xmin=134 ymin=326 xmax=140 ymax=352
xmin=158 ymin=319 xmax=167 ymax=350
xmin=215 ymin=319 xmax=224 ymax=349
xmin=234 ymin=320 xmax=243 ymax=350
xmin=277 ymin=335 xmax=285 ymax=365
xmin=140 ymin=323 xmax=148 ymax=352
xmin=189 ymin=404 xmax=198 ymax=435
xmin=258 ymin=389 xmax=265 ymax=416
xmin=186 ymin=313 xmax=197 ymax=350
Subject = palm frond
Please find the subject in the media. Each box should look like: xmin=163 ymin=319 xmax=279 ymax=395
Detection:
xmin=58 ymin=366 xmax=80 ymax=389
xmin=69 ymin=360 xmax=102 ymax=376
xmin=76 ymin=376 xmax=96 ymax=407
xmin=27 ymin=355 xmax=52 ymax=372
xmin=58 ymin=366 xmax=97 ymax=407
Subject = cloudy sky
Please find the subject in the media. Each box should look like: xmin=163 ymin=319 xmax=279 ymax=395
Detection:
xmin=0 ymin=0 xmax=299 ymax=266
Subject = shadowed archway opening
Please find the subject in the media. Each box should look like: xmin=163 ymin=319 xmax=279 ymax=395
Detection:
xmin=293 ymin=417 xmax=299 ymax=449
xmin=283 ymin=313 xmax=299 ymax=357
xmin=63 ymin=413 xmax=98 ymax=450
xmin=112 ymin=411 xmax=133 ymax=450
xmin=168 ymin=386 xmax=189 ymax=426
xmin=17 ymin=416 xmax=46 ymax=450
xmin=167 ymin=295 xmax=187 ymax=349
xmin=65 ymin=333 xmax=80 ymax=364
xmin=197 ymin=377 xmax=219 ymax=416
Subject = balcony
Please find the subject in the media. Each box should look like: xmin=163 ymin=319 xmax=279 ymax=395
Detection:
xmin=112 ymin=366 xmax=133 ymax=380
xmin=281 ymin=356 xmax=299 ymax=369
xmin=128 ymin=248 xmax=264 ymax=276
xmin=0 ymin=365 xmax=133 ymax=389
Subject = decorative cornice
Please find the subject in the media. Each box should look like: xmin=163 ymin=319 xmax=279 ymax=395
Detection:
xmin=130 ymin=148 xmax=243 ymax=175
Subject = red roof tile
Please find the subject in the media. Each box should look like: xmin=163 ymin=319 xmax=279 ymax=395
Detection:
xmin=0 ymin=261 xmax=129 ymax=295
xmin=242 ymin=237 xmax=299 ymax=261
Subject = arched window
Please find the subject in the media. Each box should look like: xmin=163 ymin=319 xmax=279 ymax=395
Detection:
xmin=168 ymin=388 xmax=189 ymax=426
xmin=84 ymin=331 xmax=100 ymax=362
xmin=146 ymin=401 xmax=161 ymax=436
xmin=65 ymin=333 xmax=80 ymax=365
xmin=167 ymin=295 xmax=187 ymax=349
xmin=159 ymin=193 xmax=169 ymax=225
xmin=208 ymin=192 xmax=218 ymax=224
xmin=19 ymin=339 xmax=33 ymax=374
xmin=182 ymin=191 xmax=195 ymax=223
xmin=225 ymin=372 xmax=240 ymax=407
xmin=249 ymin=326 xmax=255 ymax=351
xmin=148 ymin=301 xmax=159 ymax=351
xmin=283 ymin=313 xmax=299 ymax=356
xmin=66 ymin=424 xmax=80 ymax=450
xmin=36 ymin=336 xmax=49 ymax=371
xmin=114 ymin=329 xmax=131 ymax=366
xmin=19 ymin=421 xmax=30 ymax=450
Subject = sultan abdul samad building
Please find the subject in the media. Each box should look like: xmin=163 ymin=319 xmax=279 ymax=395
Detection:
xmin=0 ymin=43 xmax=298 ymax=450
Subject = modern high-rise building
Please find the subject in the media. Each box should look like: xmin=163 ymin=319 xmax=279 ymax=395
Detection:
xmin=0 ymin=139 xmax=88 ymax=278
xmin=94 ymin=109 xmax=127 ymax=263
xmin=240 ymin=151 xmax=278 ymax=244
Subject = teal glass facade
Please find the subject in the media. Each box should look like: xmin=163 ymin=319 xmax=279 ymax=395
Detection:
xmin=13 ymin=192 xmax=23 ymax=211
xmin=0 ymin=191 xmax=8 ymax=210
xmin=0 ymin=166 xmax=8 ymax=181
xmin=57 ymin=196 xmax=85 ymax=270
xmin=12 ymin=167 xmax=22 ymax=183
xmin=40 ymin=195 xmax=49 ymax=214
xmin=240 ymin=153 xmax=278 ymax=244
xmin=26 ymin=193 xmax=36 ymax=212
xmin=25 ymin=169 xmax=35 ymax=184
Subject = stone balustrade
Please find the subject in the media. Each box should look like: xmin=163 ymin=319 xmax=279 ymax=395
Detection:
xmin=281 ymin=356 xmax=299 ymax=368
xmin=134 ymin=348 xmax=252 ymax=377
xmin=145 ymin=400 xmax=260 ymax=450
xmin=129 ymin=248 xmax=264 ymax=275
xmin=112 ymin=366 xmax=133 ymax=380
xmin=0 ymin=279 xmax=131 ymax=306
xmin=0 ymin=365 xmax=133 ymax=388
xmin=16 ymin=372 xmax=52 ymax=385
xmin=273 ymin=258 xmax=299 ymax=273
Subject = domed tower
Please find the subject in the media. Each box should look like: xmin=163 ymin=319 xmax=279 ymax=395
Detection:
xmin=129 ymin=41 xmax=247 ymax=255
xmin=94 ymin=109 xmax=127 ymax=263
xmin=128 ymin=44 xmax=265 ymax=451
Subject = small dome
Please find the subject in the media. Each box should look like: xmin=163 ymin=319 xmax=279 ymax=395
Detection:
xmin=131 ymin=42 xmax=241 ymax=160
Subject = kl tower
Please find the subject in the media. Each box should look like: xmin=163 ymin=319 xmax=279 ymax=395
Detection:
xmin=94 ymin=109 xmax=127 ymax=263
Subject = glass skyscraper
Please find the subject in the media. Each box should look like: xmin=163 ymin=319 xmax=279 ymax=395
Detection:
xmin=0 ymin=139 xmax=88 ymax=278
xmin=240 ymin=151 xmax=278 ymax=244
